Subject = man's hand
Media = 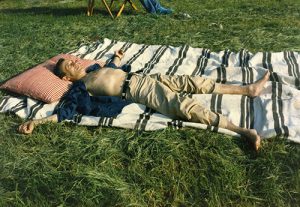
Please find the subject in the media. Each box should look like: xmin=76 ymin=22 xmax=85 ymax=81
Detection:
xmin=115 ymin=49 xmax=124 ymax=59
xmin=18 ymin=114 xmax=58 ymax=135
xmin=18 ymin=121 xmax=35 ymax=134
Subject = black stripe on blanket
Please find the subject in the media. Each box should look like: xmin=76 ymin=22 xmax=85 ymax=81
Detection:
xmin=166 ymin=45 xmax=189 ymax=76
xmin=95 ymin=40 xmax=117 ymax=60
xmin=98 ymin=116 xmax=115 ymax=127
xmin=210 ymin=94 xmax=223 ymax=117
xmin=277 ymin=83 xmax=289 ymax=137
xmin=192 ymin=49 xmax=210 ymax=76
xmin=27 ymin=102 xmax=45 ymax=119
xmin=284 ymin=51 xmax=300 ymax=89
xmin=126 ymin=45 xmax=149 ymax=66
xmin=239 ymin=96 xmax=254 ymax=129
xmin=222 ymin=49 xmax=231 ymax=67
xmin=10 ymin=99 xmax=27 ymax=114
xmin=216 ymin=65 xmax=227 ymax=84
xmin=271 ymin=82 xmax=289 ymax=137
xmin=248 ymin=98 xmax=254 ymax=129
xmin=120 ymin=42 xmax=133 ymax=53
xmin=207 ymin=125 xmax=219 ymax=133
xmin=211 ymin=64 xmax=225 ymax=122
xmin=98 ymin=117 xmax=106 ymax=126
xmin=168 ymin=120 xmax=183 ymax=129
xmin=284 ymin=51 xmax=294 ymax=77
xmin=134 ymin=107 xmax=155 ymax=131
xmin=239 ymin=49 xmax=250 ymax=67
xmin=263 ymin=52 xmax=280 ymax=82
xmin=240 ymin=96 xmax=247 ymax=128
xmin=271 ymin=82 xmax=282 ymax=136
xmin=290 ymin=52 xmax=300 ymax=78
xmin=0 ymin=96 xmax=10 ymax=111
xmin=142 ymin=45 xmax=168 ymax=74
xmin=73 ymin=114 xmax=83 ymax=124
xmin=80 ymin=41 xmax=102 ymax=59
xmin=242 ymin=67 xmax=254 ymax=85
xmin=106 ymin=42 xmax=133 ymax=65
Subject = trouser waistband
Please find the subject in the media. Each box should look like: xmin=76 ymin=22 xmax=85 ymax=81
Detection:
xmin=121 ymin=73 xmax=134 ymax=100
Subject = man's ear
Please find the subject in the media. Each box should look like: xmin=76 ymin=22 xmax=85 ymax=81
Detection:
xmin=62 ymin=76 xmax=71 ymax=81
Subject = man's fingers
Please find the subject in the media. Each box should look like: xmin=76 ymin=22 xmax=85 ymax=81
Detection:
xmin=18 ymin=124 xmax=27 ymax=133
xmin=22 ymin=126 xmax=32 ymax=134
xmin=18 ymin=122 xmax=34 ymax=134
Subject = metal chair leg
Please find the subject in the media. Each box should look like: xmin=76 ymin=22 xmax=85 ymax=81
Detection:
xmin=116 ymin=0 xmax=138 ymax=17
xmin=102 ymin=0 xmax=115 ymax=19
xmin=116 ymin=0 xmax=127 ymax=17
xmin=109 ymin=0 xmax=114 ymax=9
xmin=128 ymin=0 xmax=138 ymax=10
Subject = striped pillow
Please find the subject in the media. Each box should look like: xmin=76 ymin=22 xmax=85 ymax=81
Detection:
xmin=0 ymin=54 xmax=97 ymax=103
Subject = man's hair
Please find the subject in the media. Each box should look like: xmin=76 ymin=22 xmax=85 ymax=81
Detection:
xmin=53 ymin=58 xmax=66 ymax=79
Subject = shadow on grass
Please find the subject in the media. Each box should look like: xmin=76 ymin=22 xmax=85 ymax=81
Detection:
xmin=0 ymin=6 xmax=138 ymax=17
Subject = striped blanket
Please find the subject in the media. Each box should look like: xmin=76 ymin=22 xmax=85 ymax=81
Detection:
xmin=1 ymin=38 xmax=300 ymax=143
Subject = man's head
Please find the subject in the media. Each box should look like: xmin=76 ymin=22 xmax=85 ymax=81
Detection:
xmin=54 ymin=58 xmax=86 ymax=81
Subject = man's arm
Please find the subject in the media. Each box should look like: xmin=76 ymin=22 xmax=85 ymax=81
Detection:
xmin=18 ymin=114 xmax=58 ymax=134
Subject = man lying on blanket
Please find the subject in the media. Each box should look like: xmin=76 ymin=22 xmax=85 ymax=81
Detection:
xmin=19 ymin=49 xmax=270 ymax=151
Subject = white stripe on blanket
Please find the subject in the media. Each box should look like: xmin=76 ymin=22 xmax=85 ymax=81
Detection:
xmin=1 ymin=38 xmax=300 ymax=143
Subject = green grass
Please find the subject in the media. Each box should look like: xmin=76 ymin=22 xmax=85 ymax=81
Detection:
xmin=0 ymin=0 xmax=300 ymax=206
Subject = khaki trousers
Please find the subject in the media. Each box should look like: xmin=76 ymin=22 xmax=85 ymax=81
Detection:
xmin=125 ymin=73 xmax=228 ymax=128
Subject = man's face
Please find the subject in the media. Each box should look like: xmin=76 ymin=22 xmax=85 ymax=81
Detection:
xmin=60 ymin=59 xmax=86 ymax=81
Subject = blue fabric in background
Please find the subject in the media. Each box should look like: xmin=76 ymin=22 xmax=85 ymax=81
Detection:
xmin=139 ymin=0 xmax=172 ymax=14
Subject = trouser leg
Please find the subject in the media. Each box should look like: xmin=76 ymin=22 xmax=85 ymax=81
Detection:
xmin=139 ymin=0 xmax=157 ymax=13
xmin=149 ymin=0 xmax=162 ymax=10
xmin=149 ymin=73 xmax=216 ymax=94
xmin=126 ymin=74 xmax=228 ymax=128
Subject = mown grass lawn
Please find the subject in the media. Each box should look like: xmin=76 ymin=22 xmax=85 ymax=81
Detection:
xmin=0 ymin=0 xmax=300 ymax=206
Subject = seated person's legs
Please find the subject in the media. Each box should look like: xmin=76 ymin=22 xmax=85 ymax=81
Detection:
xmin=139 ymin=0 xmax=172 ymax=14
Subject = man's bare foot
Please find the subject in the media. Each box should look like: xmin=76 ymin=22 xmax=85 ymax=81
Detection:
xmin=247 ymin=71 xmax=270 ymax=97
xmin=244 ymin=129 xmax=261 ymax=151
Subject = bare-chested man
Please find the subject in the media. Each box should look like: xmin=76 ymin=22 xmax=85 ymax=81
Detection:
xmin=19 ymin=50 xmax=270 ymax=151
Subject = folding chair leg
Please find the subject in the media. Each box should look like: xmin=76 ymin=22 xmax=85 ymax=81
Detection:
xmin=128 ymin=0 xmax=138 ymax=11
xmin=116 ymin=0 xmax=127 ymax=17
xmin=116 ymin=0 xmax=138 ymax=17
xmin=87 ymin=0 xmax=95 ymax=16
xmin=102 ymin=0 xmax=115 ymax=19
xmin=109 ymin=0 xmax=114 ymax=9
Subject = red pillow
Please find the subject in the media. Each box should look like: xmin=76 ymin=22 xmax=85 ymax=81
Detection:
xmin=0 ymin=54 xmax=97 ymax=103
